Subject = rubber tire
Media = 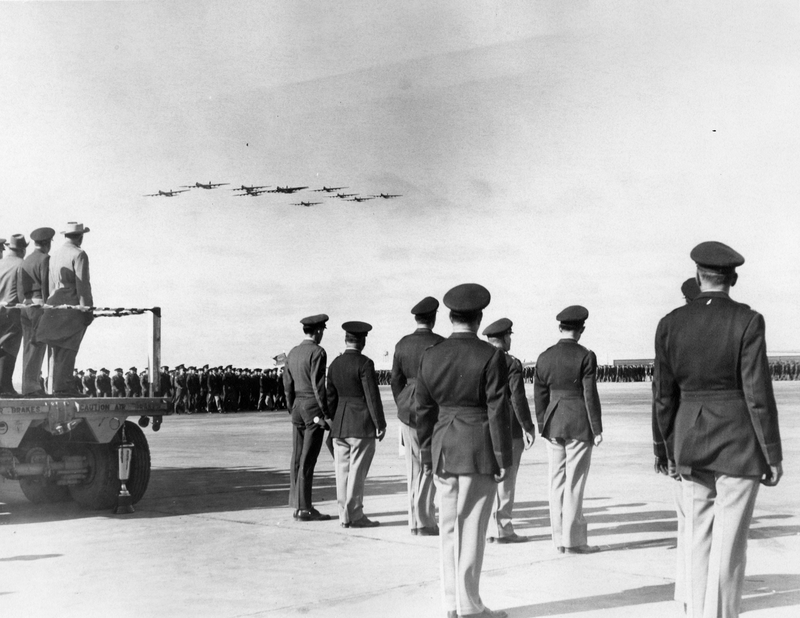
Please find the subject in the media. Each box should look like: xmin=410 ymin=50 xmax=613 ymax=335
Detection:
xmin=16 ymin=433 xmax=72 ymax=504
xmin=68 ymin=421 xmax=151 ymax=510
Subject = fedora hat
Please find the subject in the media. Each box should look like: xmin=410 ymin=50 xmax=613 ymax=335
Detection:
xmin=62 ymin=222 xmax=91 ymax=235
xmin=5 ymin=234 xmax=29 ymax=250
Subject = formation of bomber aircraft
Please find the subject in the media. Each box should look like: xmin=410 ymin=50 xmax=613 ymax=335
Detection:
xmin=144 ymin=180 xmax=402 ymax=207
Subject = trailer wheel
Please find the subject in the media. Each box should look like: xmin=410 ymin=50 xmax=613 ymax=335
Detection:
xmin=18 ymin=446 xmax=71 ymax=504
xmin=68 ymin=421 xmax=151 ymax=510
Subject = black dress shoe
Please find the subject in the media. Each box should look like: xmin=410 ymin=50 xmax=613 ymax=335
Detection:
xmin=416 ymin=526 xmax=439 ymax=536
xmin=557 ymin=546 xmax=565 ymax=554
xmin=349 ymin=516 xmax=380 ymax=528
xmin=496 ymin=533 xmax=529 ymax=544
xmin=565 ymin=544 xmax=600 ymax=554
xmin=341 ymin=522 xmax=350 ymax=528
xmin=295 ymin=509 xmax=331 ymax=522
xmin=461 ymin=608 xmax=508 ymax=618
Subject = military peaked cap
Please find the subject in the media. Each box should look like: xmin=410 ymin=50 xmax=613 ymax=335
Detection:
xmin=30 ymin=227 xmax=56 ymax=243
xmin=114 ymin=367 xmax=123 ymax=372
xmin=690 ymin=241 xmax=744 ymax=273
xmin=300 ymin=313 xmax=329 ymax=327
xmin=100 ymin=367 xmax=108 ymax=373
xmin=176 ymin=364 xmax=185 ymax=370
xmin=342 ymin=321 xmax=372 ymax=336
xmin=411 ymin=296 xmax=439 ymax=315
xmin=129 ymin=366 xmax=137 ymax=372
xmin=443 ymin=283 xmax=491 ymax=312
xmin=557 ymin=305 xmax=589 ymax=325
xmin=681 ymin=277 xmax=701 ymax=301
xmin=482 ymin=317 xmax=513 ymax=337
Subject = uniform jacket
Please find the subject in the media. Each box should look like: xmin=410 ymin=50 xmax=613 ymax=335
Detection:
xmin=112 ymin=374 xmax=126 ymax=394
xmin=327 ymin=349 xmax=386 ymax=439
xmin=533 ymin=339 xmax=602 ymax=442
xmin=82 ymin=375 xmax=97 ymax=396
xmin=17 ymin=249 xmax=50 ymax=302
xmin=505 ymin=352 xmax=535 ymax=438
xmin=0 ymin=254 xmax=23 ymax=354
xmin=390 ymin=327 xmax=445 ymax=427
xmin=653 ymin=291 xmax=782 ymax=476
xmin=283 ymin=339 xmax=328 ymax=422
xmin=95 ymin=373 xmax=112 ymax=395
xmin=125 ymin=372 xmax=141 ymax=394
xmin=416 ymin=332 xmax=513 ymax=475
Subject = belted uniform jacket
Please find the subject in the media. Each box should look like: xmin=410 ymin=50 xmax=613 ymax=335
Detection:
xmin=0 ymin=254 xmax=23 ymax=355
xmin=653 ymin=291 xmax=781 ymax=476
xmin=416 ymin=332 xmax=513 ymax=475
xmin=327 ymin=349 xmax=386 ymax=439
xmin=283 ymin=339 xmax=328 ymax=423
xmin=533 ymin=339 xmax=602 ymax=442
xmin=506 ymin=352 xmax=535 ymax=439
xmin=390 ymin=327 xmax=445 ymax=427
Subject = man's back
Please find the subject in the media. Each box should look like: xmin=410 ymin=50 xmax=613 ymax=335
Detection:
xmin=391 ymin=328 xmax=445 ymax=425
xmin=17 ymin=250 xmax=49 ymax=302
xmin=49 ymin=241 xmax=92 ymax=306
xmin=327 ymin=349 xmax=385 ymax=438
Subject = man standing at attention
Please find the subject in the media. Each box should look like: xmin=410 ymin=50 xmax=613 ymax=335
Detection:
xmin=327 ymin=321 xmax=386 ymax=528
xmin=653 ymin=242 xmax=782 ymax=618
xmin=534 ymin=305 xmax=603 ymax=555
xmin=391 ymin=296 xmax=444 ymax=536
xmin=284 ymin=314 xmax=332 ymax=522
xmin=416 ymin=283 xmax=512 ymax=618
xmin=35 ymin=222 xmax=93 ymax=396
xmin=482 ymin=317 xmax=535 ymax=544
xmin=0 ymin=234 xmax=27 ymax=396
xmin=17 ymin=227 xmax=54 ymax=396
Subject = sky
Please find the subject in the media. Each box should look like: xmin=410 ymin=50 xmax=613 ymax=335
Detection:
xmin=1 ymin=0 xmax=798 ymax=374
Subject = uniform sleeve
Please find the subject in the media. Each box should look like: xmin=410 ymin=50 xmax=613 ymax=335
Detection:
xmin=582 ymin=351 xmax=603 ymax=435
xmin=361 ymin=358 xmax=386 ymax=432
xmin=486 ymin=348 xmax=513 ymax=469
xmin=283 ymin=364 xmax=295 ymax=411
xmin=415 ymin=351 xmax=437 ymax=467
xmin=652 ymin=317 xmax=679 ymax=459
xmin=311 ymin=347 xmax=328 ymax=417
xmin=741 ymin=312 xmax=782 ymax=464
xmin=508 ymin=357 xmax=535 ymax=433
xmin=74 ymin=251 xmax=93 ymax=306
xmin=325 ymin=364 xmax=338 ymax=419
xmin=390 ymin=347 xmax=406 ymax=403
xmin=533 ymin=363 xmax=549 ymax=434
xmin=41 ymin=255 xmax=50 ymax=303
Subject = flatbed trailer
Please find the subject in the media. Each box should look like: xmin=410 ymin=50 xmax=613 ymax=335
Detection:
xmin=0 ymin=305 xmax=171 ymax=511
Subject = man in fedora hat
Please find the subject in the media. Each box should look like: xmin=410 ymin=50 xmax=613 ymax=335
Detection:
xmin=534 ymin=305 xmax=603 ymax=555
xmin=17 ymin=227 xmax=55 ymax=396
xmin=653 ymin=241 xmax=782 ymax=617
xmin=391 ymin=296 xmax=444 ymax=536
xmin=416 ymin=283 xmax=513 ymax=618
xmin=327 ymin=321 xmax=386 ymax=528
xmin=284 ymin=313 xmax=332 ymax=521
xmin=0 ymin=234 xmax=28 ymax=396
xmin=35 ymin=222 xmax=93 ymax=396
xmin=483 ymin=317 xmax=536 ymax=545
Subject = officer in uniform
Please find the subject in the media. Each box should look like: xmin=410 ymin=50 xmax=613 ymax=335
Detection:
xmin=534 ymin=305 xmax=603 ymax=554
xmin=111 ymin=367 xmax=126 ymax=397
xmin=158 ymin=365 xmax=173 ymax=398
xmin=416 ymin=284 xmax=512 ymax=618
xmin=17 ymin=227 xmax=54 ymax=396
xmin=140 ymin=368 xmax=150 ymax=397
xmin=207 ymin=366 xmax=223 ymax=412
xmin=283 ymin=313 xmax=331 ymax=522
xmin=186 ymin=366 xmax=200 ymax=411
xmin=0 ymin=234 xmax=27 ymax=396
xmin=653 ymin=242 xmax=782 ymax=618
xmin=327 ymin=321 xmax=386 ymax=528
xmin=82 ymin=368 xmax=97 ymax=397
xmin=126 ymin=366 xmax=142 ymax=397
xmin=35 ymin=222 xmax=93 ymax=396
xmin=173 ymin=364 xmax=187 ymax=413
xmin=482 ymin=318 xmax=535 ymax=544
xmin=96 ymin=367 xmax=112 ymax=397
xmin=390 ymin=296 xmax=444 ymax=535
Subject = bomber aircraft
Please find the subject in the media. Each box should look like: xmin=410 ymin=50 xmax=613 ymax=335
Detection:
xmin=181 ymin=181 xmax=230 ymax=189
xmin=233 ymin=184 xmax=270 ymax=194
xmin=326 ymin=193 xmax=357 ymax=199
xmin=313 ymin=186 xmax=348 ymax=192
xmin=270 ymin=185 xmax=308 ymax=194
xmin=346 ymin=196 xmax=375 ymax=202
xmin=144 ymin=189 xmax=190 ymax=197
xmin=291 ymin=201 xmax=322 ymax=207
xmin=235 ymin=189 xmax=270 ymax=197
xmin=372 ymin=193 xmax=402 ymax=199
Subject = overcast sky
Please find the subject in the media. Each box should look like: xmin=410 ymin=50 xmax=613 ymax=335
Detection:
xmin=1 ymin=1 xmax=798 ymax=373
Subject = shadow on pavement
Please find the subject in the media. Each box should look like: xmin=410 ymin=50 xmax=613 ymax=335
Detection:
xmin=506 ymin=574 xmax=800 ymax=616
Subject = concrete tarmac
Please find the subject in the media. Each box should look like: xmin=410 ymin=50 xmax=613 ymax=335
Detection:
xmin=2 ymin=382 xmax=799 ymax=618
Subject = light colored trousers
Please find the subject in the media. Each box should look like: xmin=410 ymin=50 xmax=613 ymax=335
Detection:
xmin=401 ymin=422 xmax=437 ymax=529
xmin=20 ymin=310 xmax=47 ymax=395
xmin=672 ymin=477 xmax=686 ymax=604
xmin=546 ymin=438 xmax=593 ymax=548
xmin=435 ymin=471 xmax=496 ymax=616
xmin=682 ymin=470 xmax=760 ymax=618
xmin=334 ymin=437 xmax=376 ymax=524
xmin=490 ymin=437 xmax=524 ymax=538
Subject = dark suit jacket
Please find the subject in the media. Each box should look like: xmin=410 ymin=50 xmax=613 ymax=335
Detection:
xmin=534 ymin=339 xmax=602 ymax=441
xmin=506 ymin=352 xmax=535 ymax=438
xmin=327 ymin=349 xmax=386 ymax=439
xmin=18 ymin=249 xmax=50 ymax=302
xmin=653 ymin=291 xmax=782 ymax=476
xmin=390 ymin=327 xmax=445 ymax=427
xmin=283 ymin=339 xmax=328 ymax=423
xmin=416 ymin=332 xmax=512 ymax=475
